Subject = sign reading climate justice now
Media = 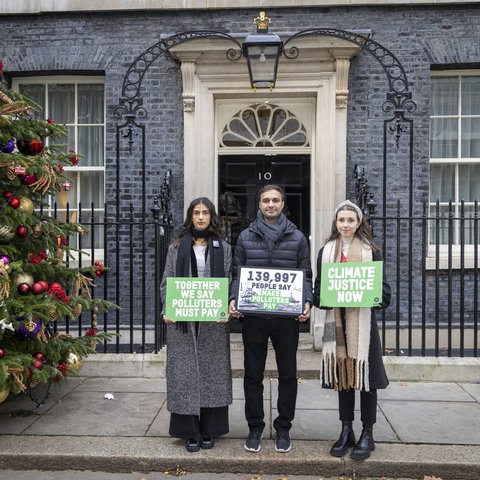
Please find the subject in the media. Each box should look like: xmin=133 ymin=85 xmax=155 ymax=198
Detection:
xmin=320 ymin=261 xmax=383 ymax=307
xmin=165 ymin=277 xmax=229 ymax=322
xmin=237 ymin=266 xmax=305 ymax=317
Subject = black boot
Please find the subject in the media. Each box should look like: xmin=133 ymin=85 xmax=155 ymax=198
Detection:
xmin=330 ymin=421 xmax=356 ymax=457
xmin=350 ymin=426 xmax=375 ymax=460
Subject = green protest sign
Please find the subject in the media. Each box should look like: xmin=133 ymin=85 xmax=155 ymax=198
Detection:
xmin=165 ymin=277 xmax=229 ymax=322
xmin=320 ymin=261 xmax=383 ymax=307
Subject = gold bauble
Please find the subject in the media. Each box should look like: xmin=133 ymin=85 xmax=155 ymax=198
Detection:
xmin=0 ymin=384 xmax=10 ymax=404
xmin=13 ymin=272 xmax=34 ymax=287
xmin=17 ymin=197 xmax=34 ymax=215
xmin=65 ymin=352 xmax=84 ymax=373
xmin=0 ymin=224 xmax=15 ymax=243
xmin=32 ymin=224 xmax=42 ymax=238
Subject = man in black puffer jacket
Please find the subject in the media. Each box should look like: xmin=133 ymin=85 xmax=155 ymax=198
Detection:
xmin=229 ymin=184 xmax=312 ymax=454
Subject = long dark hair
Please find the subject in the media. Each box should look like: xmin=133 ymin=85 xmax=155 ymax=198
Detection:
xmin=177 ymin=197 xmax=223 ymax=239
xmin=326 ymin=205 xmax=378 ymax=251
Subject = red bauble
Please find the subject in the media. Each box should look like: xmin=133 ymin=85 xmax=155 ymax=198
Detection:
xmin=94 ymin=269 xmax=102 ymax=277
xmin=31 ymin=282 xmax=46 ymax=295
xmin=49 ymin=281 xmax=63 ymax=290
xmin=17 ymin=138 xmax=44 ymax=156
xmin=33 ymin=360 xmax=44 ymax=370
xmin=38 ymin=280 xmax=49 ymax=291
xmin=26 ymin=369 xmax=33 ymax=379
xmin=9 ymin=197 xmax=20 ymax=209
xmin=3 ymin=191 xmax=13 ymax=201
xmin=21 ymin=174 xmax=38 ymax=186
xmin=34 ymin=352 xmax=44 ymax=361
xmin=17 ymin=283 xmax=31 ymax=295
xmin=16 ymin=226 xmax=28 ymax=238
xmin=0 ymin=348 xmax=5 ymax=359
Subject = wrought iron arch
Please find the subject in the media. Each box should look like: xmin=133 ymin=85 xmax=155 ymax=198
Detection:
xmin=114 ymin=27 xmax=417 ymax=226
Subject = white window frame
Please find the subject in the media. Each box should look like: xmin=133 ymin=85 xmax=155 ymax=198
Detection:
xmin=12 ymin=75 xmax=106 ymax=264
xmin=428 ymin=70 xmax=480 ymax=269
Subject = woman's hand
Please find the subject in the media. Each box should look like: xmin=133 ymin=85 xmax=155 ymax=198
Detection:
xmin=228 ymin=299 xmax=243 ymax=319
xmin=162 ymin=314 xmax=175 ymax=324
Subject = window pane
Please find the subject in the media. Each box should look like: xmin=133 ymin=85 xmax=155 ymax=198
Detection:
xmin=77 ymin=211 xmax=104 ymax=249
xmin=463 ymin=206 xmax=480 ymax=245
xmin=78 ymin=126 xmax=104 ymax=166
xmin=430 ymin=118 xmax=458 ymax=158
xmin=19 ymin=84 xmax=45 ymax=119
xmin=50 ymin=126 xmax=75 ymax=153
xmin=459 ymin=164 xmax=480 ymax=201
xmin=80 ymin=171 xmax=104 ymax=206
xmin=431 ymin=77 xmax=458 ymax=115
xmin=461 ymin=76 xmax=480 ymax=115
xmin=48 ymin=84 xmax=75 ymax=124
xmin=461 ymin=118 xmax=480 ymax=158
xmin=429 ymin=205 xmax=452 ymax=245
xmin=430 ymin=164 xmax=455 ymax=202
xmin=78 ymin=84 xmax=104 ymax=124
xmin=54 ymin=171 xmax=78 ymax=212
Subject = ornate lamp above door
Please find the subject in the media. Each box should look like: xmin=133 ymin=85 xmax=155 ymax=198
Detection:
xmin=242 ymin=12 xmax=283 ymax=91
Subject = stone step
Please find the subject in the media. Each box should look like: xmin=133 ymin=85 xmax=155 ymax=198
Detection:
xmin=1 ymin=436 xmax=477 ymax=480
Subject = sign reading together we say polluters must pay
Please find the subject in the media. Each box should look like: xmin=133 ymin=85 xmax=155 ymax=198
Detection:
xmin=320 ymin=261 xmax=383 ymax=308
xmin=165 ymin=277 xmax=229 ymax=321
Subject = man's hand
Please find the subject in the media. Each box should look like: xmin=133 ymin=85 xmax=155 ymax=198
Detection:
xmin=228 ymin=299 xmax=243 ymax=319
xmin=297 ymin=302 xmax=311 ymax=323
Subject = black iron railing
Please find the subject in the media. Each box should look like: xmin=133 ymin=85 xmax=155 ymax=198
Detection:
xmin=373 ymin=200 xmax=478 ymax=358
xmin=50 ymin=198 xmax=478 ymax=357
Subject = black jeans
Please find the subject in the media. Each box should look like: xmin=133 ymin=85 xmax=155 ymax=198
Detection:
xmin=242 ymin=316 xmax=299 ymax=432
xmin=338 ymin=389 xmax=377 ymax=427
xmin=169 ymin=406 xmax=229 ymax=439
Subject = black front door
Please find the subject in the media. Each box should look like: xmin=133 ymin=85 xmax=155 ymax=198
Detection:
xmin=219 ymin=154 xmax=311 ymax=333
xmin=218 ymin=154 xmax=310 ymax=247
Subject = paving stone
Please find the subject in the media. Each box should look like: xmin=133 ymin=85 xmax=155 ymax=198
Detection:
xmin=379 ymin=400 xmax=480 ymax=445
xmin=460 ymin=382 xmax=480 ymax=402
xmin=381 ymin=381 xmax=476 ymax=402
xmin=23 ymin=392 xmax=165 ymax=437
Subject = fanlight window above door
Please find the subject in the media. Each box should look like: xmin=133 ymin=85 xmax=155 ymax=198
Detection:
xmin=220 ymin=103 xmax=309 ymax=148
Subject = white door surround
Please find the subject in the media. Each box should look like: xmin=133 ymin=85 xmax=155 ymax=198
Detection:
xmin=169 ymin=35 xmax=363 ymax=348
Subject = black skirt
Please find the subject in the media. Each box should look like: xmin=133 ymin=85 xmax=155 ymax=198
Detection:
xmin=169 ymin=405 xmax=229 ymax=438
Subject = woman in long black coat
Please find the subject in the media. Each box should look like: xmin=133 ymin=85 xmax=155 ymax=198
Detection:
xmin=313 ymin=200 xmax=391 ymax=460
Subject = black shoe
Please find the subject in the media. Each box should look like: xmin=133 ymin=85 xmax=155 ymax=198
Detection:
xmin=350 ymin=426 xmax=375 ymax=460
xmin=244 ymin=430 xmax=263 ymax=452
xmin=330 ymin=421 xmax=356 ymax=457
xmin=200 ymin=437 xmax=214 ymax=449
xmin=274 ymin=430 xmax=292 ymax=453
xmin=185 ymin=437 xmax=200 ymax=452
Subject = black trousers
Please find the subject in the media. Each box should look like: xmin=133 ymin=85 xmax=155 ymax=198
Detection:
xmin=169 ymin=406 xmax=229 ymax=439
xmin=338 ymin=389 xmax=377 ymax=427
xmin=242 ymin=316 xmax=299 ymax=433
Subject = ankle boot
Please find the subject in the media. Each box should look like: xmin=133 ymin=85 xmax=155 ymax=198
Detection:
xmin=350 ymin=426 xmax=375 ymax=460
xmin=330 ymin=421 xmax=356 ymax=457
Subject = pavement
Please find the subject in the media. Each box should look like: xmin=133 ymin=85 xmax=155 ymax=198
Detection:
xmin=0 ymin=342 xmax=479 ymax=480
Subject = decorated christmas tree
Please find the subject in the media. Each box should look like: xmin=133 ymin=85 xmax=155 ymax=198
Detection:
xmin=0 ymin=59 xmax=114 ymax=403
